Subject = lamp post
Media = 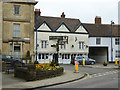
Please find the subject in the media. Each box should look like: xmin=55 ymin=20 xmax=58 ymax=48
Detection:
xmin=35 ymin=15 xmax=39 ymax=61
xmin=111 ymin=21 xmax=114 ymax=63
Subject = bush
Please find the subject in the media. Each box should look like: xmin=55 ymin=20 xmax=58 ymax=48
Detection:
xmin=34 ymin=61 xmax=39 ymax=64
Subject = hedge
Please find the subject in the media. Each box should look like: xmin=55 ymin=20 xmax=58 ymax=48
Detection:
xmin=14 ymin=64 xmax=64 ymax=81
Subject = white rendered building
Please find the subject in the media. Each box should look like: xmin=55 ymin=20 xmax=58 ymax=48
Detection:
xmin=83 ymin=17 xmax=120 ymax=63
xmin=34 ymin=12 xmax=89 ymax=64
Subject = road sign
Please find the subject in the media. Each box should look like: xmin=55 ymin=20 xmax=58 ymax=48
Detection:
xmin=51 ymin=44 xmax=57 ymax=48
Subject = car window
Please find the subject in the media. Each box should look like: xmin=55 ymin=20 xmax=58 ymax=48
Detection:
xmin=6 ymin=56 xmax=11 ymax=59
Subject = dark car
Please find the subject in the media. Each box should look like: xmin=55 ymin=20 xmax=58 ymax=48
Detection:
xmin=0 ymin=55 xmax=22 ymax=63
xmin=72 ymin=56 xmax=96 ymax=65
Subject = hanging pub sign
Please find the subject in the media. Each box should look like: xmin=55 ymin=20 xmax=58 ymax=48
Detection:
xmin=49 ymin=36 xmax=63 ymax=40
xmin=49 ymin=36 xmax=68 ymax=43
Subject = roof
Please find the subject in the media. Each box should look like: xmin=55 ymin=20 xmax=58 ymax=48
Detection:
xmin=83 ymin=23 xmax=120 ymax=37
xmin=36 ymin=16 xmax=81 ymax=32
xmin=1 ymin=0 xmax=38 ymax=4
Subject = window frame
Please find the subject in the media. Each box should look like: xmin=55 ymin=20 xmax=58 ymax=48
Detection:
xmin=115 ymin=50 xmax=120 ymax=58
xmin=96 ymin=38 xmax=101 ymax=45
xmin=41 ymin=41 xmax=47 ymax=49
xmin=115 ymin=37 xmax=120 ymax=45
xmin=60 ymin=42 xmax=66 ymax=49
xmin=14 ymin=5 xmax=20 ymax=15
xmin=79 ymin=42 xmax=84 ymax=49
xmin=13 ymin=23 xmax=20 ymax=37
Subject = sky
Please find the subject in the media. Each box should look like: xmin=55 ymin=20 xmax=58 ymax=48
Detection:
xmin=35 ymin=0 xmax=119 ymax=24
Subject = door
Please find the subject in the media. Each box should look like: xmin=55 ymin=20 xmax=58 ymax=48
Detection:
xmin=14 ymin=45 xmax=21 ymax=59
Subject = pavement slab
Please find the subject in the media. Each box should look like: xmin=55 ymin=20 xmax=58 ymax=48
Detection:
xmin=2 ymin=70 xmax=87 ymax=89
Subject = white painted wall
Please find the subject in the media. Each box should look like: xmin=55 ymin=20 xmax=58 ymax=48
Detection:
xmin=89 ymin=37 xmax=119 ymax=62
xmin=35 ymin=32 xmax=89 ymax=54
xmin=56 ymin=24 xmax=70 ymax=32
xmin=37 ymin=23 xmax=51 ymax=31
xmin=75 ymin=25 xmax=88 ymax=33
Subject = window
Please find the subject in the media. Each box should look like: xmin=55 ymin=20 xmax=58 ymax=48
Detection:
xmin=10 ymin=44 xmax=12 ymax=56
xmin=116 ymin=50 xmax=120 ymax=58
xmin=41 ymin=41 xmax=47 ymax=48
xmin=79 ymin=42 xmax=84 ymax=49
xmin=60 ymin=42 xmax=66 ymax=49
xmin=115 ymin=38 xmax=120 ymax=45
xmin=96 ymin=38 xmax=101 ymax=44
xmin=38 ymin=54 xmax=41 ymax=59
xmin=13 ymin=24 xmax=20 ymax=37
xmin=14 ymin=5 xmax=20 ymax=15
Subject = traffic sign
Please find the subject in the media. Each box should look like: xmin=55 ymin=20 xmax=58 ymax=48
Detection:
xmin=51 ymin=44 xmax=57 ymax=48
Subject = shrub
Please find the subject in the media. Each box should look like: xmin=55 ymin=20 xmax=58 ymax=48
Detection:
xmin=26 ymin=50 xmax=30 ymax=58
xmin=34 ymin=61 xmax=39 ymax=64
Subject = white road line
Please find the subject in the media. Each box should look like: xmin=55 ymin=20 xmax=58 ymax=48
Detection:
xmin=90 ymin=70 xmax=118 ymax=78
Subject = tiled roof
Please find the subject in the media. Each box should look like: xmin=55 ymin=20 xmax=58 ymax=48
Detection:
xmin=2 ymin=0 xmax=38 ymax=4
xmin=36 ymin=16 xmax=81 ymax=32
xmin=83 ymin=23 xmax=120 ymax=37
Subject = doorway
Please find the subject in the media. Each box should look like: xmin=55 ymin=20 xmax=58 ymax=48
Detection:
xmin=14 ymin=45 xmax=21 ymax=58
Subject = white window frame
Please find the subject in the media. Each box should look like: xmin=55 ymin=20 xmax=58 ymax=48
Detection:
xmin=79 ymin=42 xmax=84 ymax=49
xmin=115 ymin=50 xmax=120 ymax=58
xmin=115 ymin=37 xmax=120 ymax=45
xmin=96 ymin=38 xmax=101 ymax=45
xmin=60 ymin=42 xmax=66 ymax=49
xmin=41 ymin=41 xmax=47 ymax=48
xmin=13 ymin=24 xmax=20 ymax=37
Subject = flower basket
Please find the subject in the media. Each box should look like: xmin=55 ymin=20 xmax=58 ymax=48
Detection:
xmin=103 ymin=61 xmax=108 ymax=66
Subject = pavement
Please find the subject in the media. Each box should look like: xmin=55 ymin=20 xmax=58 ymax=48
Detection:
xmin=1 ymin=63 xmax=119 ymax=90
xmin=2 ymin=69 xmax=88 ymax=89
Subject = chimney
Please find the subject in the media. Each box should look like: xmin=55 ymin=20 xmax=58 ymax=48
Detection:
xmin=95 ymin=16 xmax=101 ymax=24
xmin=35 ymin=9 xmax=41 ymax=16
xmin=61 ymin=12 xmax=65 ymax=18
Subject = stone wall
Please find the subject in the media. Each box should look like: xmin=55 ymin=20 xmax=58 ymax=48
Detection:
xmin=0 ymin=1 xmax=2 ymax=54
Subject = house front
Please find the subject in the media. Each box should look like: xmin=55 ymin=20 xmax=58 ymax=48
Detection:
xmin=83 ymin=16 xmax=120 ymax=63
xmin=34 ymin=11 xmax=89 ymax=64
xmin=0 ymin=0 xmax=37 ymax=60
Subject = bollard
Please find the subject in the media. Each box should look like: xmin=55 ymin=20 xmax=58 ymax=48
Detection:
xmin=83 ymin=58 xmax=85 ymax=66
xmin=74 ymin=61 xmax=79 ymax=73
xmin=115 ymin=60 xmax=118 ymax=65
xmin=119 ymin=60 xmax=120 ymax=67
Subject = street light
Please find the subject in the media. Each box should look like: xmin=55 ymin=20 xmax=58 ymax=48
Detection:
xmin=111 ymin=20 xmax=114 ymax=63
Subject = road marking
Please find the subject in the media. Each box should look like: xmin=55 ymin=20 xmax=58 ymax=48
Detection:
xmin=90 ymin=70 xmax=118 ymax=78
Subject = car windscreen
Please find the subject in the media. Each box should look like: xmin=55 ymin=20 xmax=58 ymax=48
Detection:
xmin=6 ymin=56 xmax=11 ymax=59
xmin=76 ymin=57 xmax=82 ymax=59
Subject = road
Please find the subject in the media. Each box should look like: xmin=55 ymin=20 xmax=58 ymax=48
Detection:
xmin=46 ymin=65 xmax=119 ymax=88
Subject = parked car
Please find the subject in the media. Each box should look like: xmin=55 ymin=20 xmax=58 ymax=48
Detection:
xmin=0 ymin=55 xmax=22 ymax=63
xmin=72 ymin=56 xmax=96 ymax=65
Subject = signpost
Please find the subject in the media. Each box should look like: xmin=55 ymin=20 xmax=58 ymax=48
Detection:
xmin=50 ymin=36 xmax=68 ymax=63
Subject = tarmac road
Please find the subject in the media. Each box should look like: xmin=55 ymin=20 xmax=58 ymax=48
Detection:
xmin=44 ymin=64 xmax=119 ymax=89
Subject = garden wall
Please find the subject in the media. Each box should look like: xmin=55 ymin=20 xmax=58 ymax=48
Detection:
xmin=14 ymin=64 xmax=64 ymax=81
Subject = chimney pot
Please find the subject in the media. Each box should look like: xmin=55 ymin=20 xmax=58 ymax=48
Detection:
xmin=35 ymin=9 xmax=41 ymax=16
xmin=61 ymin=12 xmax=65 ymax=18
xmin=95 ymin=16 xmax=101 ymax=24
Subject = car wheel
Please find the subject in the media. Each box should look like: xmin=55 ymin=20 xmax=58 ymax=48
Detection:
xmin=91 ymin=62 xmax=95 ymax=65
